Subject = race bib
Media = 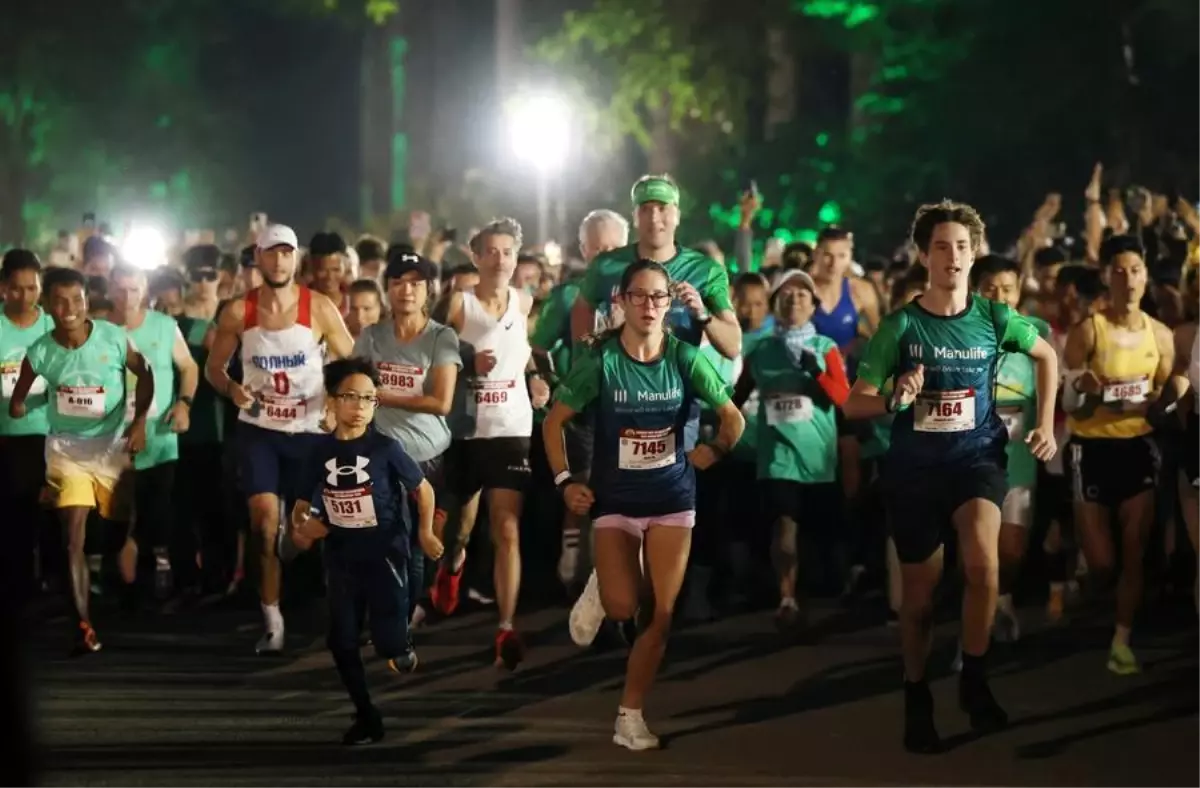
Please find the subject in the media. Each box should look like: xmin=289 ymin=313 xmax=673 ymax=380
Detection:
xmin=1 ymin=362 xmax=45 ymax=399
xmin=473 ymin=379 xmax=515 ymax=406
xmin=261 ymin=394 xmax=307 ymax=423
xmin=1102 ymin=376 xmax=1150 ymax=404
xmin=914 ymin=388 xmax=976 ymax=433
xmin=379 ymin=362 xmax=425 ymax=396
xmin=618 ymin=426 xmax=677 ymax=471
xmin=322 ymin=487 xmax=379 ymax=529
xmin=997 ymin=405 xmax=1025 ymax=442
xmin=57 ymin=386 xmax=107 ymax=419
xmin=765 ymin=394 xmax=814 ymax=426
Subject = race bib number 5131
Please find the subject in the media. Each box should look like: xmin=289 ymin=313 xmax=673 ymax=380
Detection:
xmin=914 ymin=388 xmax=976 ymax=433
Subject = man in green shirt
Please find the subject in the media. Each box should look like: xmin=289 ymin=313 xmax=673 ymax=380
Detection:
xmin=845 ymin=200 xmax=1059 ymax=754
xmin=0 ymin=250 xmax=55 ymax=605
xmin=971 ymin=254 xmax=1052 ymax=644
xmin=9 ymin=267 xmax=155 ymax=654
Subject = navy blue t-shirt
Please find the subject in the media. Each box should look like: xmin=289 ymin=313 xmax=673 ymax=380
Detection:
xmin=305 ymin=428 xmax=425 ymax=559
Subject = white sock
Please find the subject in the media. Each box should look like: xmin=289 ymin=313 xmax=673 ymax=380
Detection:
xmin=618 ymin=705 xmax=642 ymax=720
xmin=261 ymin=602 xmax=284 ymax=632
xmin=498 ymin=619 xmax=513 ymax=632
xmin=779 ymin=596 xmax=798 ymax=610
xmin=1113 ymin=624 xmax=1131 ymax=649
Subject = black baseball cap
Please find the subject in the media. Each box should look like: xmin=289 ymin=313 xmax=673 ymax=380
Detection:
xmin=384 ymin=249 xmax=437 ymax=282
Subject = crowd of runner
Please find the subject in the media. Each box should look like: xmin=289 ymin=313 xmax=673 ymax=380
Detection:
xmin=1 ymin=164 xmax=1197 ymax=753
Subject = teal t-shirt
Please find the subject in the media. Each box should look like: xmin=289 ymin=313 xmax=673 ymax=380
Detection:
xmin=125 ymin=311 xmax=180 ymax=470
xmin=731 ymin=318 xmax=775 ymax=463
xmin=176 ymin=315 xmax=225 ymax=446
xmin=994 ymin=314 xmax=1050 ymax=488
xmin=0 ymin=308 xmax=55 ymax=436
xmin=856 ymin=295 xmax=1039 ymax=472
xmin=555 ymin=332 xmax=731 ymax=518
xmin=579 ymin=245 xmax=734 ymax=347
xmin=746 ymin=331 xmax=840 ymax=484
xmin=26 ymin=319 xmax=129 ymax=439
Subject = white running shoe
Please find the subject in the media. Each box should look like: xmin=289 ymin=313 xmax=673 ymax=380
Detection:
xmin=613 ymin=713 xmax=659 ymax=751
xmin=558 ymin=543 xmax=580 ymax=588
xmin=255 ymin=630 xmax=285 ymax=655
xmin=569 ymin=570 xmax=605 ymax=647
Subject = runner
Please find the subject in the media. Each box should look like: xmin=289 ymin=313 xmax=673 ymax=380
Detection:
xmin=289 ymin=358 xmax=442 ymax=745
xmin=733 ymin=270 xmax=850 ymax=629
xmin=1063 ymin=234 xmax=1175 ymax=675
xmin=205 ymin=224 xmax=355 ymax=655
xmin=435 ymin=218 xmax=545 ymax=670
xmin=109 ymin=264 xmax=200 ymax=603
xmin=308 ymin=232 xmax=350 ymax=312
xmin=810 ymin=227 xmax=881 ymax=357
xmin=543 ymin=258 xmax=744 ymax=750
xmin=531 ymin=209 xmax=629 ymax=594
xmin=354 ymin=249 xmax=461 ymax=623
xmin=844 ymin=200 xmax=1058 ymax=753
xmin=9 ymin=267 xmax=155 ymax=653
xmin=0 ymin=250 xmax=55 ymax=604
xmin=346 ymin=279 xmax=384 ymax=340
xmin=972 ymin=254 xmax=1052 ymax=642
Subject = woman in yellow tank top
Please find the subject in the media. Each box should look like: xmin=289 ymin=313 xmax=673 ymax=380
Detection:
xmin=1063 ymin=235 xmax=1175 ymax=677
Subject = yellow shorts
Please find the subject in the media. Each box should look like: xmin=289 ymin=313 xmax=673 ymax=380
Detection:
xmin=47 ymin=472 xmax=125 ymax=519
xmin=44 ymin=434 xmax=131 ymax=520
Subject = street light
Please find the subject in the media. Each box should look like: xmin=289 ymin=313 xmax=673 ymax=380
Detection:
xmin=506 ymin=92 xmax=571 ymax=244
xmin=121 ymin=224 xmax=169 ymax=271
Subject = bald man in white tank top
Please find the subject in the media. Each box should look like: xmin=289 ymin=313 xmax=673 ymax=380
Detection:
xmin=206 ymin=225 xmax=355 ymax=655
xmin=435 ymin=218 xmax=549 ymax=671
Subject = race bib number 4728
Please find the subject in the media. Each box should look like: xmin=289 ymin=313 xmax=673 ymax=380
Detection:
xmin=913 ymin=388 xmax=976 ymax=433
xmin=618 ymin=426 xmax=677 ymax=471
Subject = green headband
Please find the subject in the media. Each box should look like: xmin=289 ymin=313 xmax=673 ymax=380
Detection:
xmin=631 ymin=178 xmax=680 ymax=207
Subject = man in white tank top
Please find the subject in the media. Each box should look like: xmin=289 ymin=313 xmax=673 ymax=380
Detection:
xmin=206 ymin=224 xmax=355 ymax=654
xmin=435 ymin=217 xmax=548 ymax=671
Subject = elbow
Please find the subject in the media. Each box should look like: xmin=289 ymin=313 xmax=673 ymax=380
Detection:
xmin=432 ymin=398 xmax=453 ymax=417
xmin=842 ymin=396 xmax=867 ymax=421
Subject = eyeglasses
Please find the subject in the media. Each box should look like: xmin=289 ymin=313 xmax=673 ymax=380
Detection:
xmin=189 ymin=269 xmax=219 ymax=283
xmin=333 ymin=393 xmax=378 ymax=406
xmin=625 ymin=290 xmax=671 ymax=307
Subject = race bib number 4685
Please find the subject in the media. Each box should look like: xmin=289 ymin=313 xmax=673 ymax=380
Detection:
xmin=618 ymin=426 xmax=677 ymax=471
xmin=914 ymin=388 xmax=976 ymax=433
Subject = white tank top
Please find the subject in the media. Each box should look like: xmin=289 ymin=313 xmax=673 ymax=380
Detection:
xmin=460 ymin=287 xmax=532 ymax=439
xmin=238 ymin=287 xmax=325 ymax=434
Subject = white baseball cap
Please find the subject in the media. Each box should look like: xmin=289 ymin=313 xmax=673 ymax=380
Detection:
xmin=257 ymin=224 xmax=299 ymax=250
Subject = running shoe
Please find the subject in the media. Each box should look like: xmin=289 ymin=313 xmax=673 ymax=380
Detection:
xmin=494 ymin=628 xmax=524 ymax=671
xmin=388 ymin=650 xmax=419 ymax=674
xmin=255 ymin=630 xmax=284 ymax=656
xmin=613 ymin=713 xmax=659 ymax=751
xmin=1107 ymin=643 xmax=1140 ymax=676
xmin=569 ymin=571 xmax=605 ymax=647
xmin=903 ymin=681 xmax=940 ymax=754
xmin=74 ymin=621 xmax=102 ymax=655
xmin=959 ymin=676 xmax=1009 ymax=733
xmin=993 ymin=602 xmax=1020 ymax=643
xmin=430 ymin=564 xmax=463 ymax=616
xmin=342 ymin=711 xmax=384 ymax=746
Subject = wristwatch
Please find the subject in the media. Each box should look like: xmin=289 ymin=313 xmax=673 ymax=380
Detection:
xmin=178 ymin=395 xmax=194 ymax=408
xmin=695 ymin=312 xmax=713 ymax=327
xmin=554 ymin=470 xmax=574 ymax=491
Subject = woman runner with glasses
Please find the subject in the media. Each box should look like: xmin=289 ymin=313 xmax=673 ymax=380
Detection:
xmin=542 ymin=259 xmax=744 ymax=750
xmin=289 ymin=357 xmax=443 ymax=745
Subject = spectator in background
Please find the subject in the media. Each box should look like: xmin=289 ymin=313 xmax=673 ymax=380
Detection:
xmin=47 ymin=230 xmax=75 ymax=268
xmin=356 ymin=237 xmax=387 ymax=284
xmin=514 ymin=254 xmax=544 ymax=297
xmin=237 ymin=245 xmax=262 ymax=296
xmin=81 ymin=236 xmax=116 ymax=278
xmin=150 ymin=269 xmax=187 ymax=316
xmin=346 ymin=279 xmax=385 ymax=340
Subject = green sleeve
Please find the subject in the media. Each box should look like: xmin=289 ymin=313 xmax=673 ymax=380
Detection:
xmin=995 ymin=303 xmax=1039 ymax=354
xmin=530 ymin=285 xmax=573 ymax=351
xmin=579 ymin=258 xmax=604 ymax=308
xmin=700 ymin=261 xmax=734 ymax=314
xmin=856 ymin=311 xmax=904 ymax=390
xmin=553 ymin=344 xmax=602 ymax=411
xmin=682 ymin=342 xmax=732 ymax=409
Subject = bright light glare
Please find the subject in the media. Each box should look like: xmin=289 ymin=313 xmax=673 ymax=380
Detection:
xmin=121 ymin=226 xmax=169 ymax=271
xmin=508 ymin=93 xmax=571 ymax=173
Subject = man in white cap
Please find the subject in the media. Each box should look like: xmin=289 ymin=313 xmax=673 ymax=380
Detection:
xmin=206 ymin=224 xmax=355 ymax=654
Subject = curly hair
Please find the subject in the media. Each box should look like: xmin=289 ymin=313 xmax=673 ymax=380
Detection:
xmin=910 ymin=199 xmax=986 ymax=254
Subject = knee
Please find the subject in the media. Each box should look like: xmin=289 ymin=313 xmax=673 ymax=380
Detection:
xmin=962 ymin=558 xmax=999 ymax=591
xmin=998 ymin=531 xmax=1027 ymax=568
xmin=772 ymin=519 xmax=798 ymax=557
xmin=491 ymin=520 xmax=519 ymax=552
xmin=601 ymin=593 xmax=637 ymax=622
xmin=899 ymin=581 xmax=936 ymax=619
xmin=643 ymin=608 xmax=673 ymax=638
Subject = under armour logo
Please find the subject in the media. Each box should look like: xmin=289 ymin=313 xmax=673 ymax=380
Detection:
xmin=504 ymin=321 xmax=514 ymax=330
xmin=326 ymin=456 xmax=370 ymax=485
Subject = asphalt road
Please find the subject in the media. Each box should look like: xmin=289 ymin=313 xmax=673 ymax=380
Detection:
xmin=23 ymin=596 xmax=1200 ymax=787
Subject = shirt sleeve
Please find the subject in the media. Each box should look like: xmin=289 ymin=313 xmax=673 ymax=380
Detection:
xmin=530 ymin=286 xmax=570 ymax=351
xmin=25 ymin=338 xmax=45 ymax=378
xmin=553 ymin=344 xmax=602 ymax=411
xmin=994 ymin=303 xmax=1040 ymax=354
xmin=387 ymin=441 xmax=426 ymax=492
xmin=816 ymin=345 xmax=851 ymax=406
xmin=352 ymin=329 xmax=370 ymax=359
xmin=432 ymin=326 xmax=463 ymax=369
xmin=683 ymin=343 xmax=733 ymax=409
xmin=856 ymin=311 xmax=904 ymax=390
xmin=579 ymin=256 xmax=605 ymax=308
xmin=700 ymin=260 xmax=734 ymax=314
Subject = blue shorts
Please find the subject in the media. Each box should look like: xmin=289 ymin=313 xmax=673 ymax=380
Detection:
xmin=236 ymin=421 xmax=325 ymax=501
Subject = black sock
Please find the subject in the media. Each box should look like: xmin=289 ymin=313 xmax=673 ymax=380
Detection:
xmin=1045 ymin=551 xmax=1067 ymax=583
xmin=331 ymin=648 xmax=374 ymax=717
xmin=960 ymin=651 xmax=987 ymax=683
